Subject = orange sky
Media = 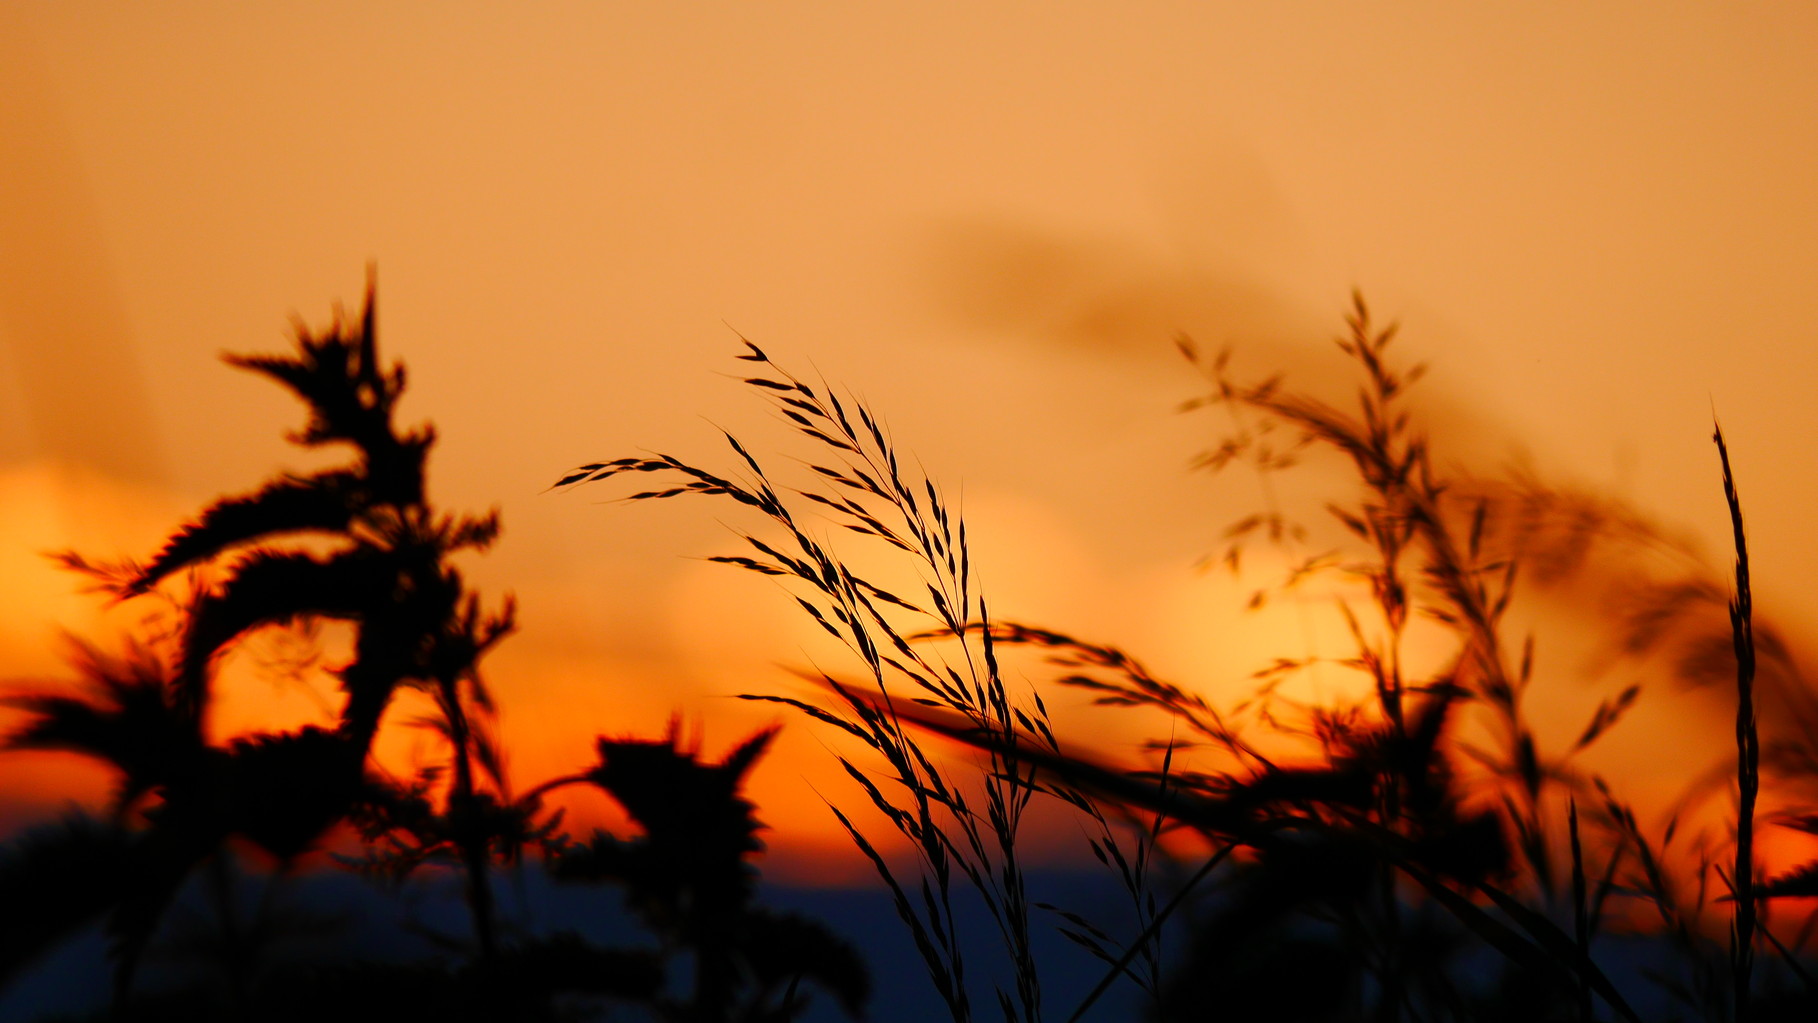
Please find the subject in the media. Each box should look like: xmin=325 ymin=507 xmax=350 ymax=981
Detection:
xmin=5 ymin=2 xmax=1818 ymax=883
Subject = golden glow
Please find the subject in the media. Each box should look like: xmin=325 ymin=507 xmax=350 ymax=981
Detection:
xmin=4 ymin=4 xmax=1818 ymax=903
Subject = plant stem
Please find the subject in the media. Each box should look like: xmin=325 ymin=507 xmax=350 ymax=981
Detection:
xmin=443 ymin=677 xmax=498 ymax=963
xmin=1715 ymin=423 xmax=1757 ymax=1020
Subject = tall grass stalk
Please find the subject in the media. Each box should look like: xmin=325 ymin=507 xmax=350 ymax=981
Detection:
xmin=1716 ymin=423 xmax=1759 ymax=1018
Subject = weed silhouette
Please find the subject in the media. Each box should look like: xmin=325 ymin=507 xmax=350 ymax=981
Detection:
xmin=1 ymin=279 xmax=864 ymax=1022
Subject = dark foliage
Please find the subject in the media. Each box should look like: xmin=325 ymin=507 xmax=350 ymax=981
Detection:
xmin=545 ymin=726 xmax=869 ymax=1021
xmin=0 ymin=279 xmax=864 ymax=1022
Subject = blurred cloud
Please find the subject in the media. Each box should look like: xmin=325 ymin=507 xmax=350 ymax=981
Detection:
xmin=912 ymin=211 xmax=1531 ymax=484
xmin=918 ymin=215 xmax=1307 ymax=358
xmin=0 ymin=17 xmax=164 ymax=487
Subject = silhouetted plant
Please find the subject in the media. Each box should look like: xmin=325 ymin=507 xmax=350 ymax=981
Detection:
xmin=566 ymin=294 xmax=1818 ymax=1021
xmin=558 ymin=340 xmax=1106 ymax=1023
xmin=1 ymin=280 xmax=863 ymax=1022
xmin=953 ymin=296 xmax=1818 ymax=1020
xmin=538 ymin=724 xmax=869 ymax=1022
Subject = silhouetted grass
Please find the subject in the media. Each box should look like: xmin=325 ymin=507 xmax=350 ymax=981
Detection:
xmin=559 ymin=338 xmax=1070 ymax=1023
xmin=1716 ymin=422 xmax=1761 ymax=1021
xmin=562 ymin=294 xmax=1818 ymax=1021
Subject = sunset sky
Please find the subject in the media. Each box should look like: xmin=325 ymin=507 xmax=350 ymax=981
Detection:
xmin=5 ymin=2 xmax=1818 ymax=881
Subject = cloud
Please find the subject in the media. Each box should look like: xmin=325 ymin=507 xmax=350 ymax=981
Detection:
xmin=0 ymin=17 xmax=164 ymax=485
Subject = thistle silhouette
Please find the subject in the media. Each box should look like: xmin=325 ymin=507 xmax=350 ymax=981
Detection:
xmin=5 ymin=275 xmax=512 ymax=999
xmin=1 ymin=277 xmax=864 ymax=1022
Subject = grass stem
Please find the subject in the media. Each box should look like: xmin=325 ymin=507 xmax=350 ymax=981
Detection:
xmin=1715 ymin=423 xmax=1757 ymax=1020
